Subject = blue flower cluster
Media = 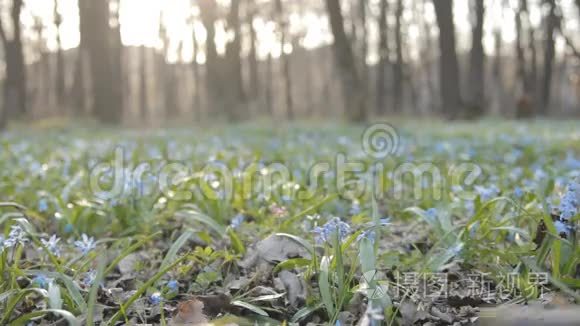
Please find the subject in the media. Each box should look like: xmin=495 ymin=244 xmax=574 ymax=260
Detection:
xmin=2 ymin=225 xmax=28 ymax=250
xmin=312 ymin=217 xmax=351 ymax=244
xmin=558 ymin=180 xmax=579 ymax=221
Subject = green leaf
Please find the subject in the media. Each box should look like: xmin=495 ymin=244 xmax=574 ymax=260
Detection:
xmin=231 ymin=300 xmax=269 ymax=316
xmin=291 ymin=303 xmax=323 ymax=323
xmin=160 ymin=230 xmax=193 ymax=270
xmin=175 ymin=210 xmax=226 ymax=235
xmin=319 ymin=256 xmax=335 ymax=318
xmin=273 ymin=258 xmax=311 ymax=273
xmin=10 ymin=309 xmax=80 ymax=326
xmin=227 ymin=227 xmax=246 ymax=255
xmin=275 ymin=233 xmax=315 ymax=256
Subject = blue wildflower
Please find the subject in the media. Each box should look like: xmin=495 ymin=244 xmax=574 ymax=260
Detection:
xmin=357 ymin=230 xmax=376 ymax=243
xmin=230 ymin=214 xmax=245 ymax=229
xmin=558 ymin=180 xmax=579 ymax=221
xmin=74 ymin=234 xmax=96 ymax=255
xmin=38 ymin=198 xmax=49 ymax=212
xmin=3 ymin=225 xmax=28 ymax=248
xmin=514 ymin=187 xmax=524 ymax=199
xmin=64 ymin=224 xmax=74 ymax=234
xmin=81 ymin=269 xmax=97 ymax=287
xmin=475 ymin=185 xmax=499 ymax=202
xmin=554 ymin=220 xmax=574 ymax=238
xmin=312 ymin=217 xmax=351 ymax=244
xmin=149 ymin=292 xmax=163 ymax=305
xmin=349 ymin=201 xmax=361 ymax=215
xmin=41 ymin=234 xmax=61 ymax=257
xmin=167 ymin=280 xmax=179 ymax=292
xmin=32 ymin=274 xmax=50 ymax=288
xmin=425 ymin=208 xmax=438 ymax=224
xmin=449 ymin=242 xmax=464 ymax=256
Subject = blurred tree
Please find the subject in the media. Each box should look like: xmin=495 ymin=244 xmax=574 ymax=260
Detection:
xmin=225 ymin=0 xmax=246 ymax=120
xmin=0 ymin=0 xmax=27 ymax=127
xmin=139 ymin=46 xmax=148 ymax=120
xmin=83 ymin=0 xmax=123 ymax=123
xmin=188 ymin=8 xmax=202 ymax=120
xmin=540 ymin=0 xmax=558 ymax=115
xmin=358 ymin=0 xmax=368 ymax=84
xmin=393 ymin=0 xmax=404 ymax=113
xmin=467 ymin=0 xmax=485 ymax=118
xmin=199 ymin=0 xmax=221 ymax=116
xmin=72 ymin=0 xmax=88 ymax=115
xmin=158 ymin=17 xmax=178 ymax=119
xmin=246 ymin=0 xmax=260 ymax=100
xmin=515 ymin=0 xmax=536 ymax=118
xmin=375 ymin=0 xmax=389 ymax=115
xmin=266 ymin=51 xmax=274 ymax=116
xmin=433 ymin=0 xmax=462 ymax=119
xmin=325 ymin=0 xmax=367 ymax=122
xmin=53 ymin=0 xmax=65 ymax=110
xmin=274 ymin=0 xmax=294 ymax=120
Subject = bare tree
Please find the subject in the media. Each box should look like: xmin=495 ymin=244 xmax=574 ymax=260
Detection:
xmin=53 ymin=0 xmax=65 ymax=109
xmin=72 ymin=0 xmax=88 ymax=115
xmin=246 ymin=0 xmax=260 ymax=100
xmin=191 ymin=20 xmax=202 ymax=119
xmin=467 ymin=0 xmax=485 ymax=118
xmin=358 ymin=0 xmax=368 ymax=82
xmin=158 ymin=17 xmax=178 ymax=119
xmin=274 ymin=0 xmax=294 ymax=119
xmin=393 ymin=0 xmax=404 ymax=112
xmin=375 ymin=0 xmax=389 ymax=115
xmin=539 ymin=0 xmax=558 ymax=115
xmin=432 ymin=0 xmax=462 ymax=119
xmin=515 ymin=0 xmax=536 ymax=117
xmin=225 ymin=0 xmax=246 ymax=120
xmin=325 ymin=0 xmax=367 ymax=122
xmin=0 ymin=0 xmax=27 ymax=127
xmin=199 ymin=0 xmax=221 ymax=116
xmin=84 ymin=0 xmax=123 ymax=123
xmin=139 ymin=46 xmax=148 ymax=120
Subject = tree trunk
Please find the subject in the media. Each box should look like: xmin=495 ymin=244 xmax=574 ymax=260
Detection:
xmin=265 ymin=52 xmax=274 ymax=117
xmin=225 ymin=0 xmax=246 ymax=120
xmin=432 ymin=0 xmax=462 ymax=119
xmin=393 ymin=0 xmax=404 ymax=113
xmin=375 ymin=0 xmax=389 ymax=115
xmin=71 ymin=0 xmax=89 ymax=115
xmin=275 ymin=0 xmax=293 ymax=120
xmin=358 ymin=0 xmax=368 ymax=83
xmin=85 ymin=0 xmax=122 ymax=124
xmin=325 ymin=0 xmax=367 ymax=122
xmin=139 ymin=46 xmax=148 ymax=120
xmin=540 ymin=0 xmax=557 ymax=115
xmin=467 ymin=0 xmax=485 ymax=118
xmin=247 ymin=1 xmax=260 ymax=100
xmin=199 ymin=0 xmax=221 ymax=116
xmin=53 ymin=0 xmax=66 ymax=111
xmin=192 ymin=28 xmax=202 ymax=120
xmin=0 ymin=0 xmax=27 ymax=126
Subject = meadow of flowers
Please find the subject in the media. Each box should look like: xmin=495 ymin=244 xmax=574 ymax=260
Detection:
xmin=0 ymin=121 xmax=579 ymax=325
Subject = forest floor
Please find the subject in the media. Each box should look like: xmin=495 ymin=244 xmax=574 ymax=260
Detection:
xmin=0 ymin=120 xmax=579 ymax=325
